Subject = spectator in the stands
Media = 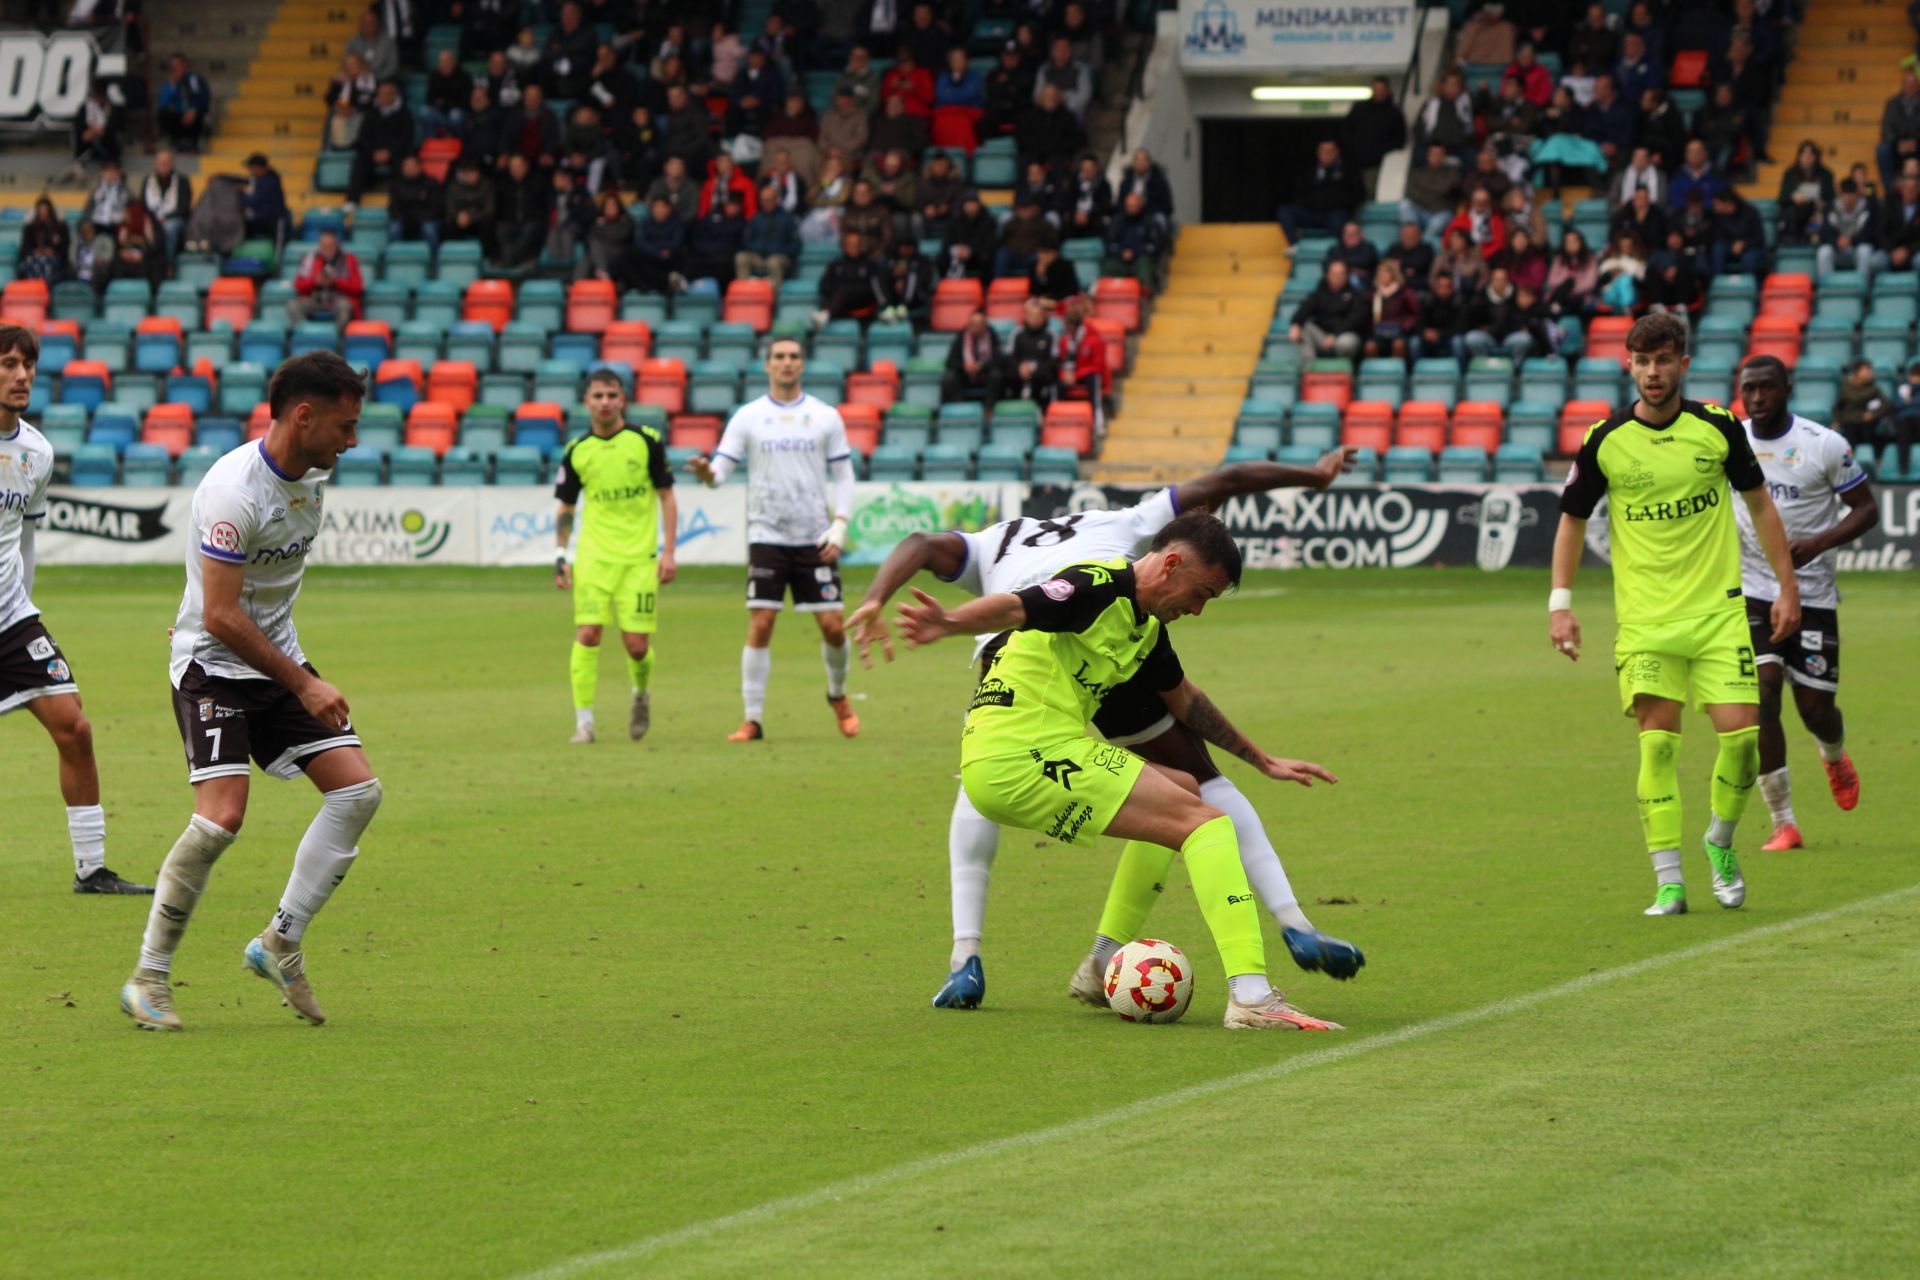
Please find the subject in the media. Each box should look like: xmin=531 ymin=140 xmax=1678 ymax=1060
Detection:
xmin=1432 ymin=225 xmax=1490 ymax=296
xmin=288 ymin=230 xmax=363 ymax=332
xmin=1636 ymin=89 xmax=1687 ymax=173
xmin=936 ymin=46 xmax=984 ymax=110
xmin=1817 ymin=179 xmax=1877 ymax=283
xmin=1873 ymin=173 xmax=1920 ymax=274
xmin=346 ymin=12 xmax=399 ymax=83
xmin=660 ymin=84 xmax=713 ymax=170
xmin=863 ymin=148 xmax=919 ymax=224
xmin=1459 ymin=267 xmax=1534 ymax=362
xmin=16 ymin=198 xmax=72 ymax=285
xmin=729 ymin=45 xmax=784 ymax=137
xmin=737 ymin=182 xmax=801 ymax=288
xmin=1886 ymin=361 xmax=1920 ymax=475
xmin=707 ymin=19 xmax=746 ymax=87
xmin=634 ymin=195 xmax=690 ymax=293
xmin=1882 ymin=72 xmax=1920 ymax=187
xmin=802 ymin=151 xmax=854 ymax=242
xmin=764 ymin=91 xmax=819 ymax=150
xmin=420 ymin=48 xmax=473 ymax=138
xmin=1019 ymin=83 xmax=1086 ymax=177
xmin=541 ymin=3 xmax=595 ymax=98
xmin=1613 ymin=32 xmax=1662 ymax=105
xmin=942 ymin=309 xmax=1001 ymax=403
xmin=459 ymin=0 xmax=515 ymax=60
xmin=1546 ymin=229 xmax=1600 ymax=318
xmin=820 ymin=89 xmax=871 ymax=162
xmin=1400 ymin=144 xmax=1460 ymax=238
xmin=702 ymin=152 xmax=758 ymax=217
xmin=505 ymin=26 xmax=546 ymax=89
xmin=1116 ymin=148 xmax=1174 ymax=232
xmin=1057 ymin=294 xmax=1109 ymax=427
xmin=1343 ymin=76 xmax=1407 ymax=187
xmin=579 ymin=190 xmax=635 ymax=285
xmin=901 ymin=3 xmax=952 ymax=77
xmin=1463 ymin=146 xmax=1513 ymax=207
xmin=497 ymin=82 xmax=560 ymax=172
xmin=1059 ymin=1 xmax=1104 ymax=73
xmin=940 ymin=190 xmax=999 ymax=281
xmin=1502 ymin=185 xmax=1548 ymax=247
xmin=982 ymin=40 xmax=1035 ymax=141
xmin=1384 ymin=221 xmax=1435 ymax=286
xmin=1486 ymin=77 xmax=1538 ymax=170
xmin=443 ymin=156 xmax=497 ymax=245
xmin=880 ymin=236 xmax=936 ymax=324
xmin=1580 ymin=74 xmax=1633 ymax=171
xmin=1777 ymin=140 xmax=1837 ymax=244
xmin=883 ymin=47 xmax=935 ymax=117
xmin=459 ymin=84 xmax=506 ymax=167
xmin=346 ymin=79 xmax=414 ymax=210
xmin=1412 ymin=270 xmax=1466 ymax=362
xmin=1413 ymin=70 xmax=1474 ymax=162
xmin=72 ymin=79 xmax=123 ymax=166
xmin=1707 ymin=189 xmax=1765 ymax=278
xmin=645 ymin=156 xmax=701 ymax=225
xmin=1446 ymin=187 xmax=1508 ymax=261
xmin=1031 ymin=240 xmax=1082 ymax=303
xmin=586 ymin=44 xmax=637 ymax=120
xmin=561 ymin=104 xmax=611 ymax=193
xmin=815 ymin=230 xmax=883 ymax=323
xmin=1670 ymin=140 xmax=1727 ymax=210
xmin=1670 ymin=187 xmax=1715 ymax=270
xmin=1455 ymin=2 xmax=1516 ymax=63
xmin=491 ymin=152 xmax=550 ymax=269
xmin=917 ymin=151 xmax=965 ymax=239
xmin=841 ymin=178 xmax=895 ymax=256
xmin=755 ymin=12 xmax=801 ymax=87
xmin=99 ymin=207 xmax=166 ymax=300
xmin=1566 ymin=3 xmax=1618 ymax=74
xmin=871 ymin=90 xmax=931 ymax=159
xmin=1014 ymin=160 xmax=1061 ymax=227
xmin=835 ymin=45 xmax=880 ymax=113
xmin=389 ymin=152 xmax=443 ymax=252
xmin=1288 ymin=259 xmax=1369 ymax=362
xmin=1597 ymin=230 xmax=1648 ymax=312
xmin=1493 ymin=226 xmax=1547 ymax=294
xmin=647 ymin=23 xmax=687 ymax=83
xmin=1001 ymin=296 xmax=1059 ymax=404
xmin=1277 ymin=138 xmax=1362 ymax=249
xmin=1033 ymin=36 xmax=1093 ymax=122
xmin=1834 ymin=359 xmax=1891 ymax=449
xmin=483 ymin=50 xmax=524 ymax=111
xmin=994 ymin=195 xmax=1059 ymax=280
xmin=1718 ymin=33 xmax=1774 ymax=164
xmin=1327 ymin=219 xmax=1380 ymax=285
xmin=80 ymin=159 xmax=129 ymax=269
xmin=375 ymin=0 xmax=421 ymax=65
xmin=1061 ymin=153 xmax=1112 ymax=240
xmin=156 ymin=53 xmax=211 ymax=152
xmin=1363 ymin=259 xmax=1421 ymax=359
xmin=241 ymin=152 xmax=287 ymax=241
xmin=687 ymin=191 xmax=748 ymax=285
xmin=761 ymin=147 xmax=807 ymax=212
xmin=1611 ymin=145 xmax=1664 ymax=209
xmin=1694 ymin=83 xmax=1750 ymax=178
xmin=1504 ymin=43 xmax=1552 ymax=107
xmin=140 ymin=149 xmax=190 ymax=260
xmin=1612 ymin=184 xmax=1668 ymax=249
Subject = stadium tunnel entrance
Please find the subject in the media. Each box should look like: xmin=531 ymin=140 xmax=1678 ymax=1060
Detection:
xmin=1199 ymin=117 xmax=1341 ymax=223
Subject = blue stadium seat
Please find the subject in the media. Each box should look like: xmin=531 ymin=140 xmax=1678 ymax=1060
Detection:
xmin=69 ymin=443 xmax=118 ymax=486
xmin=331 ymin=446 xmax=386 ymax=486
xmin=492 ymin=445 xmax=546 ymax=484
xmin=219 ymin=364 xmax=268 ymax=417
xmin=439 ymin=450 xmax=488 ymax=485
xmin=973 ymin=440 xmax=1027 ymax=480
xmin=195 ymin=417 xmax=243 ymax=454
xmin=166 ymin=373 xmax=213 ymax=414
xmin=120 ymin=442 xmax=173 ymax=486
xmin=1436 ymin=444 xmax=1489 ymax=483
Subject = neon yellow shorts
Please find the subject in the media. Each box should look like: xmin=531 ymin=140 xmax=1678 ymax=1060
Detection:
xmin=573 ymin=558 xmax=660 ymax=633
xmin=960 ymin=736 xmax=1146 ymax=847
xmin=1614 ymin=607 xmax=1758 ymax=715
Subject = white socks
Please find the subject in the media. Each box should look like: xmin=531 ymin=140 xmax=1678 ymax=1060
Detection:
xmin=1228 ymin=973 xmax=1274 ymax=1004
xmin=822 ymin=640 xmax=849 ymax=699
xmin=1706 ymin=813 xmax=1737 ymax=848
xmin=139 ymin=814 xmax=237 ymax=974
xmin=949 ymin=786 xmax=999 ymax=966
xmin=1815 ymin=734 xmax=1845 ymax=763
xmin=1198 ymin=776 xmax=1314 ymax=933
xmin=575 ymin=707 xmax=594 ymax=731
xmin=67 ymin=804 xmax=106 ymax=877
xmin=742 ymin=645 xmax=770 ymax=722
xmin=1651 ymin=848 xmax=1684 ymax=886
xmin=270 ymin=778 xmax=382 ymax=945
xmin=1091 ymin=934 xmax=1124 ymax=968
xmin=1760 ymin=767 xmax=1795 ymax=826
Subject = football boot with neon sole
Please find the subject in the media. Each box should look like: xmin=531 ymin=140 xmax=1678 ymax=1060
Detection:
xmin=1224 ymin=992 xmax=1344 ymax=1030
xmin=1283 ymin=926 xmax=1366 ymax=980
xmin=1761 ymin=822 xmax=1804 ymax=851
xmin=120 ymin=969 xmax=182 ymax=1031
xmin=1704 ymin=836 xmax=1746 ymax=908
xmin=727 ymin=720 xmax=763 ymax=742
xmin=931 ymin=955 xmax=984 ymax=1009
xmin=244 ymin=933 xmax=327 ymax=1024
xmin=1824 ymin=755 xmax=1860 ymax=810
xmin=1644 ymin=884 xmax=1688 ymax=915
xmin=828 ymin=694 xmax=860 ymax=738
xmin=1068 ymin=952 xmax=1109 ymax=1008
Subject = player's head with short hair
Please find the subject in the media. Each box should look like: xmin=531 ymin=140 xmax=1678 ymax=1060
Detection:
xmin=1142 ymin=511 xmax=1243 ymax=622
xmin=585 ymin=368 xmax=628 ymax=429
xmin=1739 ymin=354 xmax=1791 ymax=428
xmin=1625 ymin=313 xmax=1690 ymax=412
xmin=765 ymin=336 xmax=805 ymax=395
xmin=268 ymin=351 xmax=364 ymax=471
xmin=0 ymin=323 xmax=37 ymax=420
xmin=0 ymin=322 xmax=41 ymax=368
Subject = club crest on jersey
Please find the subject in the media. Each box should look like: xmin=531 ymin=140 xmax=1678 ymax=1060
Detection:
xmin=46 ymin=658 xmax=69 ymax=682
xmin=26 ymin=635 xmax=55 ymax=661
xmin=1693 ymin=455 xmax=1716 ymax=474
xmin=198 ymin=698 xmax=214 ymax=722
xmin=1781 ymin=446 xmax=1801 ymax=466
xmin=208 ymin=520 xmax=243 ymax=554
xmin=1041 ymin=577 xmax=1075 ymax=601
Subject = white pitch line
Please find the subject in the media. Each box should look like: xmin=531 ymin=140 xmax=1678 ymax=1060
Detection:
xmin=518 ymin=883 xmax=1920 ymax=1280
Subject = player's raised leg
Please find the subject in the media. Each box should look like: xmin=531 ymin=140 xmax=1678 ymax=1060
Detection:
xmin=1794 ymin=682 xmax=1857 ymax=811
xmin=123 ymin=776 xmax=246 ymax=1030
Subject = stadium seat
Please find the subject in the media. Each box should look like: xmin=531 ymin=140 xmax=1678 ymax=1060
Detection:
xmin=866 ymin=442 xmax=919 ymax=481
xmin=845 ymin=371 xmax=898 ymax=411
xmin=1493 ymin=441 xmax=1545 ymax=482
xmin=433 ymin=449 xmax=485 ymax=486
xmin=387 ymin=445 xmax=439 ymax=485
xmin=1395 ymin=401 xmax=1449 ymax=451
xmin=1409 ymin=358 xmax=1461 ymax=408
xmin=247 ymin=403 xmax=273 ymax=439
xmin=1382 ymin=445 xmax=1432 ymax=483
xmin=1340 ymin=401 xmax=1393 ymax=452
xmin=287 ymin=321 xmax=341 ymax=359
xmin=60 ymin=359 xmax=112 ymax=411
xmin=1450 ymin=401 xmax=1505 ymax=447
xmin=1039 ymin=401 xmax=1095 ymax=454
xmin=986 ymin=277 xmax=1030 ymax=323
xmin=492 ymin=445 xmax=545 ymax=484
xmin=195 ymin=416 xmax=243 ymax=454
xmin=1300 ymin=371 xmax=1352 ymax=411
xmin=374 ymin=359 xmax=425 ymax=410
xmin=1748 ymin=315 xmax=1803 ymax=368
xmin=1558 ymin=400 xmax=1614 ymax=455
xmin=931 ymin=279 xmax=984 ymax=332
xmin=601 ymin=320 xmax=653 ymax=368
xmin=164 ymin=372 xmax=213 ymax=414
xmin=637 ymin=358 xmax=687 ymax=413
xmin=1027 ymin=445 xmax=1079 ymax=486
xmin=406 ymin=402 xmax=459 ymax=456
xmin=839 ymin=403 xmax=883 ymax=455
xmin=426 ymin=361 xmax=479 ymax=413
xmin=363 ymin=279 xmax=411 ymax=328
xmin=464 ymin=280 xmax=515 ymax=333
xmin=974 ymin=440 xmax=1027 ymax=480
xmin=516 ymin=279 xmax=563 ymax=332
xmin=142 ymin=404 xmax=196 ymax=457
xmin=722 ymin=279 xmax=774 ymax=332
xmin=176 ymin=444 xmax=222 ymax=486
xmin=116 ymin=440 xmax=171 ymax=484
xmin=238 ymin=323 xmax=286 ymax=368
xmin=1436 ymin=445 xmax=1490 ymax=483
xmin=479 ymin=372 xmax=527 ymax=409
xmin=2 ymin=279 xmax=51 ymax=326
xmin=133 ymin=317 xmax=185 ymax=374
xmin=1091 ymin=277 xmax=1142 ymax=332
xmin=218 ymin=364 xmax=268 ymax=418
xmin=413 ymin=281 xmax=462 ymax=331
xmin=664 ymin=414 xmax=721 ymax=453
xmin=331 ymin=445 xmax=385 ymax=486
xmin=68 ymin=442 xmax=118 ymax=486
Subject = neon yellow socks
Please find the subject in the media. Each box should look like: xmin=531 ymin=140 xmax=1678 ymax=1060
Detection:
xmin=627 ymin=646 xmax=654 ymax=694
xmin=1707 ymin=726 xmax=1760 ymax=847
xmin=1181 ymin=814 xmax=1266 ymax=979
xmin=1094 ymin=840 xmax=1175 ymax=948
xmin=569 ymin=641 xmax=598 ymax=711
xmin=1638 ymin=729 xmax=1683 ymax=885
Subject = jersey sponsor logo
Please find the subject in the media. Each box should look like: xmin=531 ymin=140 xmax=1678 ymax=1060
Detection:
xmin=1044 ymin=799 xmax=1095 ymax=842
xmin=42 ymin=494 xmax=171 ymax=542
xmin=1069 ymin=659 xmax=1116 ymax=702
xmin=758 ymin=437 xmax=820 ymax=453
xmin=587 ymin=483 xmax=655 ymax=503
xmin=1040 ymin=757 xmax=1082 ymax=790
xmin=253 ymin=535 xmax=313 ymax=564
xmin=0 ymin=488 xmax=29 ymax=515
xmin=1617 ymin=462 xmax=1656 ymax=492
xmin=25 ymin=635 xmax=55 ymax=661
xmin=1648 ymin=435 xmax=1677 ymax=444
xmin=1089 ymin=743 xmax=1131 ymax=775
xmin=1040 ymin=577 xmax=1075 ymax=601
xmin=969 ymin=677 xmax=1015 ymax=710
xmin=1805 ymin=653 xmax=1829 ymax=677
xmin=1766 ymin=481 xmax=1802 ymax=501
xmin=208 ymin=520 xmax=243 ymax=553
xmin=1619 ymin=487 xmax=1721 ymax=523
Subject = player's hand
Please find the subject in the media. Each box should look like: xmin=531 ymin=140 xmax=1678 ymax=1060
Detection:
xmin=658 ymin=551 xmax=677 ymax=584
xmin=848 ymin=599 xmax=895 ymax=667
xmin=1312 ymin=445 xmax=1359 ymax=488
xmin=555 ymin=559 xmax=572 ymax=589
xmin=817 ymin=515 xmax=848 ymax=566
xmin=1770 ymin=594 xmax=1800 ymax=645
xmin=1787 ymin=537 xmax=1822 ymax=569
xmin=896 ymin=586 xmax=951 ymax=648
xmin=1257 ymin=755 xmax=1338 ymax=787
xmin=687 ymin=455 xmax=716 ymax=486
xmin=1550 ymin=609 xmax=1581 ymax=661
xmin=298 ymin=677 xmax=352 ymax=732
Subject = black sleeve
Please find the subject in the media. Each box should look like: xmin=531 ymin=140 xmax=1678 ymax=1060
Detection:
xmin=1558 ymin=423 xmax=1611 ymax=517
xmin=1014 ymin=564 xmax=1130 ymax=634
xmin=1134 ymin=628 xmax=1184 ymax=693
xmin=645 ymin=430 xmax=674 ymax=488
xmin=1710 ymin=406 xmax=1765 ymax=491
xmin=554 ymin=443 xmax=584 ymax=504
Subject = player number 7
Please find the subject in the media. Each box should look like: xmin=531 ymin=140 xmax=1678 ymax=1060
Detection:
xmin=205 ymin=726 xmax=222 ymax=758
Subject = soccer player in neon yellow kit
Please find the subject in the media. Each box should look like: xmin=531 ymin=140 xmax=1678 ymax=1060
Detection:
xmin=555 ymin=370 xmax=678 ymax=743
xmin=898 ymin=511 xmax=1341 ymax=1030
xmin=1550 ymin=313 xmax=1801 ymax=915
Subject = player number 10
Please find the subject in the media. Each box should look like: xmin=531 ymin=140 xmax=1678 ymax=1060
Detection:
xmin=636 ymin=592 xmax=656 ymax=613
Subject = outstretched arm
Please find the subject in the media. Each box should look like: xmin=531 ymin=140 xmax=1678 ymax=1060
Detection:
xmin=1160 ymin=678 xmax=1338 ymax=786
xmin=896 ymin=587 xmax=1026 ymax=649
xmin=848 ymin=530 xmax=968 ymax=666
xmin=1171 ymin=448 xmax=1356 ymax=512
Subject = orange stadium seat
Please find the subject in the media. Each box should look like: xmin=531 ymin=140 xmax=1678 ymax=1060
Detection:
xmin=1040 ymin=400 xmax=1095 ymax=454
xmin=636 ymin=358 xmax=686 ymax=413
xmin=845 ymin=371 xmax=897 ymax=410
xmin=601 ymin=320 xmax=652 ymax=365
xmin=1340 ymin=401 xmax=1393 ymax=452
xmin=1396 ymin=400 xmax=1449 ymax=450
xmin=418 ymin=138 xmax=462 ymax=183
xmin=1449 ymin=402 xmax=1505 ymax=452
xmin=1747 ymin=315 xmax=1803 ymax=367
xmin=516 ymin=401 xmax=565 ymax=426
xmin=1091 ymin=277 xmax=1142 ymax=332
xmin=567 ymin=280 xmax=618 ymax=334
xmin=668 ymin=415 xmax=723 ymax=453
xmin=1586 ymin=316 xmax=1632 ymax=366
xmin=1086 ymin=317 xmax=1127 ymax=376
xmin=2 ymin=280 xmax=50 ymax=326
xmin=1558 ymin=399 xmax=1614 ymax=455
xmin=930 ymin=279 xmax=983 ymax=332
xmin=247 ymin=403 xmax=272 ymax=439
xmin=1300 ymin=370 xmax=1352 ymax=410
xmin=204 ymin=277 xmax=258 ymax=330
xmin=406 ymin=401 xmax=459 ymax=455
xmin=839 ymin=403 xmax=882 ymax=453
xmin=986 ymin=277 xmax=1030 ymax=323
xmin=143 ymin=404 xmax=196 ymax=457
xmin=463 ymin=280 xmax=515 ymax=332
xmin=722 ymin=279 xmax=774 ymax=332
xmin=426 ymin=360 xmax=479 ymax=412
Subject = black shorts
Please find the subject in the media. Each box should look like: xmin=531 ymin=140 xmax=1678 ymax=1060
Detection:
xmin=0 ymin=617 xmax=78 ymax=715
xmin=171 ymin=660 xmax=362 ymax=784
xmin=1747 ymin=600 xmax=1841 ymax=693
xmin=747 ymin=541 xmax=844 ymax=612
xmin=974 ymin=633 xmax=1178 ymax=745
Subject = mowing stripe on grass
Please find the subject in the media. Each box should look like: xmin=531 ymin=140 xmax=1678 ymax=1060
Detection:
xmin=520 ymin=883 xmax=1920 ymax=1279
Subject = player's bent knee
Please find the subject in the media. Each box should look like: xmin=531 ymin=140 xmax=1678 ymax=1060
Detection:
xmin=1147 ymin=762 xmax=1202 ymax=797
xmin=623 ymin=634 xmax=650 ymax=658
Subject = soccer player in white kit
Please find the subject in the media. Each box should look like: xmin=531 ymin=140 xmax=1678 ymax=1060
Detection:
xmin=0 ymin=324 xmax=150 ymax=894
xmin=1733 ymin=357 xmax=1880 ymax=851
xmin=121 ymin=352 xmax=384 ymax=1031
xmin=848 ymin=450 xmax=1366 ymax=1010
xmin=688 ymin=336 xmax=860 ymax=742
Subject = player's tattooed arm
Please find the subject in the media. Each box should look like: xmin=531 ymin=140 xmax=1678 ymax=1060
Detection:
xmin=1163 ymin=679 xmax=1338 ymax=787
xmin=554 ymin=505 xmax=575 ymax=587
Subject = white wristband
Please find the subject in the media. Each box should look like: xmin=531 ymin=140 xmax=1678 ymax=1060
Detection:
xmin=1548 ymin=588 xmax=1572 ymax=613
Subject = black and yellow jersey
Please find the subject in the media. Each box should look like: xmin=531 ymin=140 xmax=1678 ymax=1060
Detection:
xmin=554 ymin=426 xmax=674 ymax=564
xmin=1559 ymin=398 xmax=1765 ymax=626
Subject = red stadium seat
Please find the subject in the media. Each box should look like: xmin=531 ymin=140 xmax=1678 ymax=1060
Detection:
xmin=601 ymin=320 xmax=652 ymax=366
xmin=1040 ymin=401 xmax=1095 ymax=454
xmin=142 ymin=404 xmax=196 ymax=457
xmin=463 ymin=280 xmax=515 ymax=332
xmin=668 ymin=415 xmax=723 ymax=453
xmin=1670 ymin=50 xmax=1709 ymax=87
xmin=637 ymin=357 xmax=686 ymax=413
xmin=376 ymin=358 xmax=424 ymax=392
xmin=426 ymin=360 xmax=479 ymax=412
xmin=566 ymin=279 xmax=617 ymax=334
xmin=1558 ymin=399 xmax=1614 ymax=455
xmin=2 ymin=280 xmax=50 ymax=326
xmin=406 ymin=401 xmax=459 ymax=455
xmin=986 ymin=277 xmax=1030 ymax=323
xmin=722 ymin=279 xmax=774 ymax=332
xmin=247 ymin=403 xmax=272 ymax=439
xmin=1586 ymin=316 xmax=1633 ymax=366
xmin=838 ymin=403 xmax=882 ymax=454
xmin=515 ymin=401 xmax=565 ymax=427
xmin=1396 ymin=400 xmax=1449 ymax=446
xmin=136 ymin=315 xmax=184 ymax=342
xmin=1748 ymin=315 xmax=1803 ymax=367
xmin=1340 ymin=401 xmax=1393 ymax=452
xmin=930 ymin=105 xmax=981 ymax=152
xmin=1449 ymin=401 xmax=1506 ymax=452
xmin=205 ymin=277 xmax=258 ymax=330
xmin=1299 ymin=371 xmax=1352 ymax=410
xmin=418 ymin=138 xmax=462 ymax=183
xmin=930 ymin=279 xmax=983 ymax=332
xmin=1091 ymin=277 xmax=1142 ymax=331
xmin=845 ymin=372 xmax=897 ymax=410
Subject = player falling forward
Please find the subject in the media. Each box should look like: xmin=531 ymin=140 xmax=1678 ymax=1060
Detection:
xmin=688 ymin=337 xmax=859 ymax=741
xmin=1733 ymin=356 xmax=1878 ymax=849
xmin=1550 ymin=314 xmax=1800 ymax=916
xmin=897 ymin=512 xmax=1342 ymax=1030
xmin=0 ymin=324 xmax=149 ymax=894
xmin=848 ymin=452 xmax=1363 ymax=1011
xmin=122 ymin=353 xmax=384 ymax=1031
xmin=555 ymin=370 xmax=678 ymax=744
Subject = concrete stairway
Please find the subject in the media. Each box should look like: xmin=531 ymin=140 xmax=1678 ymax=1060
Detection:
xmin=1747 ymin=0 xmax=1904 ymax=195
xmin=1090 ymin=224 xmax=1287 ymax=484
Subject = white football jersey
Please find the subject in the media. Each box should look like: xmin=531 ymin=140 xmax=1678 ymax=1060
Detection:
xmin=169 ymin=441 xmax=329 ymax=685
xmin=715 ymin=392 xmax=851 ymax=545
xmin=1736 ymin=415 xmax=1867 ymax=611
xmin=0 ymin=420 xmax=54 ymax=633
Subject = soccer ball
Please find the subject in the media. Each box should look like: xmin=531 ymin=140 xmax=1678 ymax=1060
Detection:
xmin=1104 ymin=939 xmax=1194 ymax=1023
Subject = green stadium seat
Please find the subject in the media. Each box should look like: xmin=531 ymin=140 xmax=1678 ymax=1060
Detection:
xmin=69 ymin=443 xmax=118 ymax=486
xmin=332 ymin=446 xmax=386 ymax=485
xmin=973 ymin=440 xmax=1027 ymax=480
xmin=439 ymin=450 xmax=488 ymax=485
xmin=1436 ymin=445 xmax=1489 ymax=483
xmin=388 ymin=445 xmax=439 ymax=485
xmin=920 ymin=442 xmax=972 ymax=480
xmin=866 ymin=443 xmax=919 ymax=480
xmin=492 ymin=445 xmax=546 ymax=483
xmin=1027 ymin=444 xmax=1079 ymax=486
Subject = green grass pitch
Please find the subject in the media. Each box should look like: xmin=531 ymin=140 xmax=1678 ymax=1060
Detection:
xmin=2 ymin=564 xmax=1917 ymax=1279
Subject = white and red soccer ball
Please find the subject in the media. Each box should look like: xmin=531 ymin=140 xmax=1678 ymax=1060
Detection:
xmin=1104 ymin=939 xmax=1193 ymax=1023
